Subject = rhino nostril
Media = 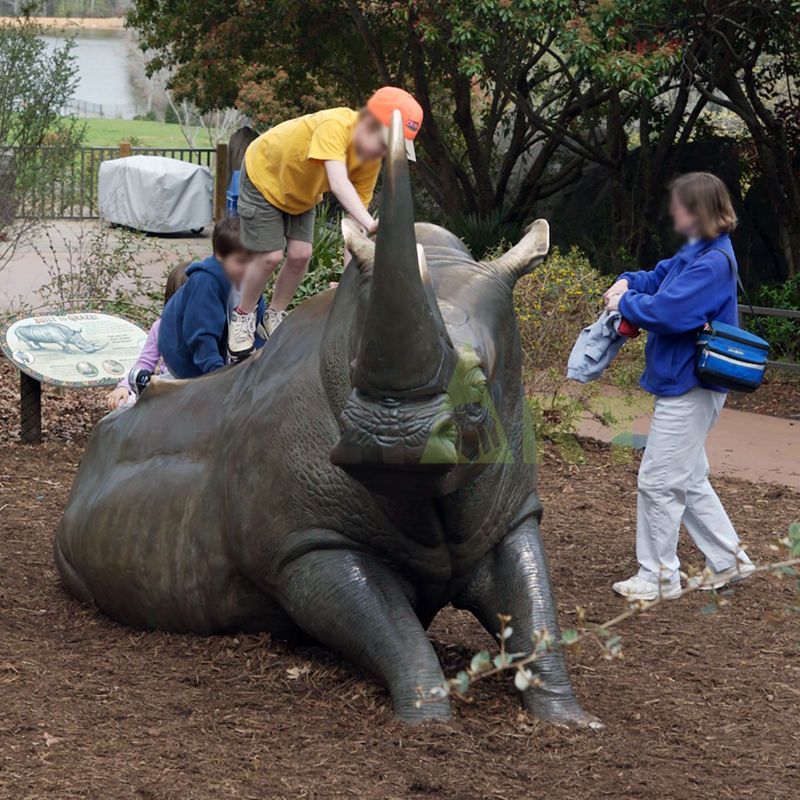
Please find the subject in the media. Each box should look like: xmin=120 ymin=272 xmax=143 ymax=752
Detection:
xmin=430 ymin=417 xmax=457 ymax=444
xmin=421 ymin=417 xmax=459 ymax=466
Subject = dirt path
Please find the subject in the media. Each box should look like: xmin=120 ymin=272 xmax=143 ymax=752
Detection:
xmin=0 ymin=371 xmax=799 ymax=798
xmin=1 ymin=221 xmax=209 ymax=312
xmin=580 ymin=390 xmax=800 ymax=489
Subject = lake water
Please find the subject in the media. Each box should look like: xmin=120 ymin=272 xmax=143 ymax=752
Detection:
xmin=42 ymin=28 xmax=141 ymax=117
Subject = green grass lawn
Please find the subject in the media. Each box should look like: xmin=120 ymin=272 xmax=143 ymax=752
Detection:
xmin=82 ymin=118 xmax=213 ymax=148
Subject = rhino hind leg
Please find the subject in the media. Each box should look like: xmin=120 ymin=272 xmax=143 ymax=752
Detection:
xmin=278 ymin=543 xmax=450 ymax=722
xmin=54 ymin=534 xmax=93 ymax=605
xmin=455 ymin=513 xmax=602 ymax=730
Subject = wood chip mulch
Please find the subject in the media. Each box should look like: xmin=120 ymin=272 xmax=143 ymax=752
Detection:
xmin=1 ymin=358 xmax=799 ymax=799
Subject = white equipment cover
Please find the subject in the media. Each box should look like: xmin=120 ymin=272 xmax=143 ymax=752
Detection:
xmin=98 ymin=155 xmax=213 ymax=234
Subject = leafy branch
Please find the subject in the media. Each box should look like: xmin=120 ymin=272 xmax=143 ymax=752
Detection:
xmin=422 ymin=524 xmax=800 ymax=705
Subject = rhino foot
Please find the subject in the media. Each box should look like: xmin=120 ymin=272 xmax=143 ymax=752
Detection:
xmin=280 ymin=544 xmax=451 ymax=726
xmin=524 ymin=690 xmax=604 ymax=730
xmin=394 ymin=692 xmax=451 ymax=725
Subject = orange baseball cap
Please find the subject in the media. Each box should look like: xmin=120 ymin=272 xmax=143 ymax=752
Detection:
xmin=366 ymin=86 xmax=423 ymax=161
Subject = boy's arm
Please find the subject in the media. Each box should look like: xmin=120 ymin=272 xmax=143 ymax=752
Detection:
xmin=182 ymin=277 xmax=226 ymax=374
xmin=325 ymin=160 xmax=376 ymax=232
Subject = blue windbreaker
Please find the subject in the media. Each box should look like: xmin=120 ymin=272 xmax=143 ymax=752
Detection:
xmin=618 ymin=234 xmax=738 ymax=396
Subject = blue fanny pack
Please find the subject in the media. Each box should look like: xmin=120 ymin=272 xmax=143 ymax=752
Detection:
xmin=695 ymin=249 xmax=769 ymax=393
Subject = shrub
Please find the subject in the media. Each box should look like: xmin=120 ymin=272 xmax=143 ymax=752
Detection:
xmin=0 ymin=17 xmax=83 ymax=271
xmin=449 ymin=210 xmax=521 ymax=259
xmin=514 ymin=245 xmax=646 ymax=444
xmin=515 ymin=246 xmax=606 ymax=380
xmin=747 ymin=274 xmax=800 ymax=365
xmin=33 ymin=223 xmax=178 ymax=327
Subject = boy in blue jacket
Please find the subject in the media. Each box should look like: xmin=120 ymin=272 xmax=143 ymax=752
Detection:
xmin=159 ymin=218 xmax=265 ymax=378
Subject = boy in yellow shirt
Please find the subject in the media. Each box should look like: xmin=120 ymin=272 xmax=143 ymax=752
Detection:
xmin=228 ymin=86 xmax=423 ymax=358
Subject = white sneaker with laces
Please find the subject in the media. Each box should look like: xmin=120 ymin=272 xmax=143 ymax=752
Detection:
xmin=228 ymin=308 xmax=256 ymax=359
xmin=687 ymin=559 xmax=756 ymax=592
xmin=264 ymin=307 xmax=288 ymax=337
xmin=612 ymin=575 xmax=681 ymax=601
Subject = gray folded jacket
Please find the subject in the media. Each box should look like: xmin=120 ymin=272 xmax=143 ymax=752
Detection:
xmin=567 ymin=310 xmax=626 ymax=383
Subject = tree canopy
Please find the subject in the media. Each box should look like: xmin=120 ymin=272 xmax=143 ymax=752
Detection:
xmin=128 ymin=1 xmax=800 ymax=272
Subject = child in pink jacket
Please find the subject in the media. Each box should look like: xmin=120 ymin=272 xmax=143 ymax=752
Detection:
xmin=105 ymin=263 xmax=188 ymax=410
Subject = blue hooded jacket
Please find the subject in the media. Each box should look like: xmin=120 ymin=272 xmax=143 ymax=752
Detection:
xmin=618 ymin=234 xmax=738 ymax=397
xmin=158 ymin=255 xmax=265 ymax=379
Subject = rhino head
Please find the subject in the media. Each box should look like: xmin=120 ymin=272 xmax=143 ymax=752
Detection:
xmin=330 ymin=110 xmax=549 ymax=497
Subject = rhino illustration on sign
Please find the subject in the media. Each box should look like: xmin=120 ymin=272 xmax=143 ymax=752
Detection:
xmin=55 ymin=112 xmax=598 ymax=728
xmin=15 ymin=322 xmax=106 ymax=354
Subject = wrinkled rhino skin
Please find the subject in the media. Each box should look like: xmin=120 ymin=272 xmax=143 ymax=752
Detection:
xmin=55 ymin=114 xmax=599 ymax=728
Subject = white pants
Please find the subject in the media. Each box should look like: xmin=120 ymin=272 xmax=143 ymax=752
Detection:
xmin=636 ymin=387 xmax=748 ymax=584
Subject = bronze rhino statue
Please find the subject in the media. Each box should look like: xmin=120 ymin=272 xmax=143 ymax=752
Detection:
xmin=55 ymin=112 xmax=598 ymax=727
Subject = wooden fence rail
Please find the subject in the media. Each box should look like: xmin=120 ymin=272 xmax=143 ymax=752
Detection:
xmin=738 ymin=304 xmax=800 ymax=375
xmin=13 ymin=144 xmax=219 ymax=221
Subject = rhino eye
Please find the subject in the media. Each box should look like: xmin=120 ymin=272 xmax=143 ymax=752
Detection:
xmin=465 ymin=368 xmax=488 ymax=405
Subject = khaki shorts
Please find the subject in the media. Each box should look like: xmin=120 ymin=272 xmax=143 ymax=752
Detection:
xmin=237 ymin=164 xmax=315 ymax=252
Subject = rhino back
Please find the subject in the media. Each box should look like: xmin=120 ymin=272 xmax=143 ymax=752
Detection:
xmin=55 ymin=292 xmax=340 ymax=632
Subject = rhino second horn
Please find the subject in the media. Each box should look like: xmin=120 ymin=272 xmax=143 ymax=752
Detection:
xmin=483 ymin=218 xmax=550 ymax=282
xmin=341 ymin=217 xmax=375 ymax=267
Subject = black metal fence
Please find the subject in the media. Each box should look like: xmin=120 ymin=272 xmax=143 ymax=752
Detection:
xmin=14 ymin=145 xmax=217 ymax=220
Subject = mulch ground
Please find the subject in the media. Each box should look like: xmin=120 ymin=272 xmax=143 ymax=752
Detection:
xmin=1 ymin=356 xmax=799 ymax=799
xmin=726 ymin=375 xmax=800 ymax=419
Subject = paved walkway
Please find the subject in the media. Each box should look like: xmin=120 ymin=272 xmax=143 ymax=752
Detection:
xmin=579 ymin=393 xmax=800 ymax=490
xmin=1 ymin=221 xmax=209 ymax=309
xmin=4 ymin=225 xmax=799 ymax=490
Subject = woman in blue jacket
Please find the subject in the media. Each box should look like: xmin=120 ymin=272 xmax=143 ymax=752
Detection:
xmin=605 ymin=172 xmax=754 ymax=601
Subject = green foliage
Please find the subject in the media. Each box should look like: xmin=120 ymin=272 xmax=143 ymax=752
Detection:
xmin=34 ymin=224 xmax=173 ymax=327
xmin=513 ymin=244 xmax=646 ymax=446
xmin=124 ymin=0 xmax=800 ymax=279
xmin=449 ymin=210 xmax=520 ymax=260
xmin=748 ymin=274 xmax=800 ymax=363
xmin=163 ymin=103 xmax=179 ymax=126
xmin=515 ymin=246 xmax=606 ymax=376
xmin=126 ymin=1 xmax=684 ymax=227
xmin=0 ymin=15 xmax=84 ymax=268
xmin=514 ymin=246 xmax=604 ymax=448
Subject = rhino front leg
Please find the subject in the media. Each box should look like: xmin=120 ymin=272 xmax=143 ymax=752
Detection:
xmin=455 ymin=512 xmax=601 ymax=729
xmin=278 ymin=546 xmax=450 ymax=722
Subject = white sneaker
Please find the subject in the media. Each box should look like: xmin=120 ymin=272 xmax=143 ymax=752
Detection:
xmin=612 ymin=575 xmax=682 ymax=601
xmin=687 ymin=559 xmax=756 ymax=592
xmin=228 ymin=308 xmax=256 ymax=359
xmin=263 ymin=307 xmax=288 ymax=337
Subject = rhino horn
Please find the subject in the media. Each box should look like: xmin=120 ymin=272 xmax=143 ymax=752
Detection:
xmin=483 ymin=219 xmax=550 ymax=283
xmin=351 ymin=109 xmax=454 ymax=398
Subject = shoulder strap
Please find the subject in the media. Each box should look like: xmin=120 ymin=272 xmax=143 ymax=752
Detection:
xmin=710 ymin=247 xmax=769 ymax=341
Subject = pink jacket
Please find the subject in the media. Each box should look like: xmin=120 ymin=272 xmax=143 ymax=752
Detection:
xmin=116 ymin=318 xmax=163 ymax=394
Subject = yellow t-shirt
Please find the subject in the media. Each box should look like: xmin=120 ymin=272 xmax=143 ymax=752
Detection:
xmin=244 ymin=108 xmax=382 ymax=215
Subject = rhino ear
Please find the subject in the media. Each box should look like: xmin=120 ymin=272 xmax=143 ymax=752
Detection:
xmin=483 ymin=219 xmax=549 ymax=283
xmin=342 ymin=218 xmax=375 ymax=270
